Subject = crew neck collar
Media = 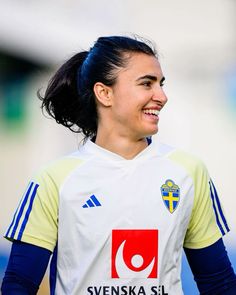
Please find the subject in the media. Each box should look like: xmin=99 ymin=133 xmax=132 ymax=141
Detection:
xmin=83 ymin=139 xmax=157 ymax=162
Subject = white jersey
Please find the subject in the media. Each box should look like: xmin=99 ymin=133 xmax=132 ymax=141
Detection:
xmin=5 ymin=140 xmax=229 ymax=295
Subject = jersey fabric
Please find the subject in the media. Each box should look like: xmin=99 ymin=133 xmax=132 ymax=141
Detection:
xmin=5 ymin=140 xmax=229 ymax=295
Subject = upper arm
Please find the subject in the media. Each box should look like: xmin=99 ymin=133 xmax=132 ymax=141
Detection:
xmin=184 ymin=238 xmax=236 ymax=294
xmin=1 ymin=241 xmax=51 ymax=295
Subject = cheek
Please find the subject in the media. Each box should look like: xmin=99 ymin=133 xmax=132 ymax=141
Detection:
xmin=112 ymin=87 xmax=144 ymax=117
xmin=112 ymin=100 xmax=136 ymax=124
xmin=113 ymin=91 xmax=132 ymax=112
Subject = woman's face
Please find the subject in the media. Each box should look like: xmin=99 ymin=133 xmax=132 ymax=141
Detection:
xmin=108 ymin=52 xmax=168 ymax=140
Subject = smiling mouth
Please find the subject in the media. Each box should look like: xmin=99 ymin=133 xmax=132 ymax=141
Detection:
xmin=143 ymin=109 xmax=160 ymax=116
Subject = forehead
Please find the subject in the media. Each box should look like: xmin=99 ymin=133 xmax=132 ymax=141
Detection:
xmin=118 ymin=52 xmax=163 ymax=79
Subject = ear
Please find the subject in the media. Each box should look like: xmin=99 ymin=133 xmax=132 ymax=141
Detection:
xmin=93 ymin=82 xmax=112 ymax=107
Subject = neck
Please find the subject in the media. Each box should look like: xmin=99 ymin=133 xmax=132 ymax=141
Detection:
xmin=95 ymin=131 xmax=148 ymax=160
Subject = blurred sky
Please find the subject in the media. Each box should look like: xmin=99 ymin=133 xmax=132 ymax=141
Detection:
xmin=0 ymin=0 xmax=235 ymax=294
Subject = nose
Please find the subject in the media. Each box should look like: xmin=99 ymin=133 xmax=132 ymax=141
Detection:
xmin=152 ymin=86 xmax=168 ymax=106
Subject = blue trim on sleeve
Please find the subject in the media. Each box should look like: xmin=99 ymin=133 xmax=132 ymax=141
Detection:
xmin=209 ymin=180 xmax=229 ymax=235
xmin=6 ymin=182 xmax=34 ymax=238
xmin=210 ymin=180 xmax=230 ymax=233
xmin=17 ymin=184 xmax=39 ymax=240
xmin=6 ymin=182 xmax=39 ymax=240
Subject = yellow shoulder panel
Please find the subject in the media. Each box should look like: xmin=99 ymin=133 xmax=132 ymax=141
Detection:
xmin=168 ymin=150 xmax=223 ymax=249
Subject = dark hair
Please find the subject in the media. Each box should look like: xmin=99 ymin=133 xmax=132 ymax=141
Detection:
xmin=38 ymin=35 xmax=157 ymax=138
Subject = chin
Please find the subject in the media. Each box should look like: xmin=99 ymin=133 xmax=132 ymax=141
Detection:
xmin=135 ymin=124 xmax=159 ymax=139
xmin=147 ymin=125 xmax=159 ymax=136
xmin=141 ymin=129 xmax=158 ymax=138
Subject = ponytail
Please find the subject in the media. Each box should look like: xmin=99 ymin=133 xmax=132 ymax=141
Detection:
xmin=38 ymin=51 xmax=98 ymax=138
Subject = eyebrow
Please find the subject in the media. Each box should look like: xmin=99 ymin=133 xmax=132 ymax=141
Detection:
xmin=136 ymin=75 xmax=165 ymax=83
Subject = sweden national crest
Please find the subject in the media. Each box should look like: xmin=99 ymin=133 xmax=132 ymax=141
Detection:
xmin=161 ymin=180 xmax=180 ymax=213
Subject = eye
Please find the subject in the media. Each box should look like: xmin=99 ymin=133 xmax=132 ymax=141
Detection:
xmin=141 ymin=81 xmax=152 ymax=88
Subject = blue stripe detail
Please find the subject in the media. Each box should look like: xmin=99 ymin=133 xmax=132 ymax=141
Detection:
xmin=5 ymin=182 xmax=33 ymax=238
xmin=17 ymin=183 xmax=39 ymax=240
xmin=209 ymin=181 xmax=224 ymax=235
xmin=5 ymin=204 xmax=21 ymax=238
xmin=8 ymin=182 xmax=34 ymax=239
xmin=211 ymin=181 xmax=230 ymax=233
xmin=87 ymin=199 xmax=95 ymax=207
xmin=91 ymin=195 xmax=101 ymax=206
xmin=209 ymin=181 xmax=226 ymax=235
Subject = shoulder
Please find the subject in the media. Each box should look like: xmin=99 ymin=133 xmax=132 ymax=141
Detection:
xmin=170 ymin=149 xmax=207 ymax=177
xmin=157 ymin=141 xmax=209 ymax=182
xmin=33 ymin=152 xmax=85 ymax=190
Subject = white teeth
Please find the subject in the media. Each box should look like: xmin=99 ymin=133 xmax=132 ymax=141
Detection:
xmin=143 ymin=109 xmax=160 ymax=116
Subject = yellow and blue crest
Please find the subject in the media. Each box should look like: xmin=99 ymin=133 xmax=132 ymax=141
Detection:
xmin=161 ymin=179 xmax=180 ymax=213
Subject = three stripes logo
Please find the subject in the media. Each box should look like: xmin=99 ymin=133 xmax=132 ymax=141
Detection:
xmin=209 ymin=180 xmax=230 ymax=236
xmin=5 ymin=181 xmax=39 ymax=240
xmin=82 ymin=195 xmax=101 ymax=208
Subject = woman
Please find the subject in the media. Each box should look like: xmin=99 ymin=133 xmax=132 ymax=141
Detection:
xmin=2 ymin=35 xmax=236 ymax=294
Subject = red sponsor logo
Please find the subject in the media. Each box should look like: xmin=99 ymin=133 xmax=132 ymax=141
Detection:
xmin=111 ymin=229 xmax=158 ymax=278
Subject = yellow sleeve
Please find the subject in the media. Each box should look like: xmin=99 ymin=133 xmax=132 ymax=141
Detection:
xmin=5 ymin=156 xmax=83 ymax=252
xmin=169 ymin=150 xmax=229 ymax=249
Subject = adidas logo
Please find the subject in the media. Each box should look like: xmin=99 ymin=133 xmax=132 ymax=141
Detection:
xmin=82 ymin=195 xmax=102 ymax=208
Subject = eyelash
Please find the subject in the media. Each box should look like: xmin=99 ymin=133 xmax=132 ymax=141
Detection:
xmin=142 ymin=81 xmax=152 ymax=87
xmin=141 ymin=81 xmax=165 ymax=88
